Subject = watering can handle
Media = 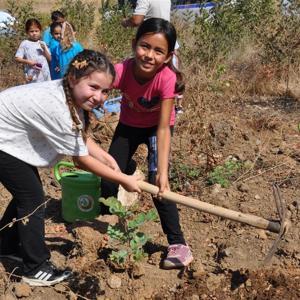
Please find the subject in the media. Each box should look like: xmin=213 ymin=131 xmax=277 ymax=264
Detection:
xmin=54 ymin=161 xmax=75 ymax=182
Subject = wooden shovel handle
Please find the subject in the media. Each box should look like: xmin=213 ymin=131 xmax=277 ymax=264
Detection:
xmin=138 ymin=181 xmax=280 ymax=233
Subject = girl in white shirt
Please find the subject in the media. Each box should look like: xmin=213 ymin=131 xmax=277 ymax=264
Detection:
xmin=0 ymin=49 xmax=140 ymax=287
xmin=15 ymin=18 xmax=51 ymax=83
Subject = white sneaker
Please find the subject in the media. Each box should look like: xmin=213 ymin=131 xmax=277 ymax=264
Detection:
xmin=22 ymin=261 xmax=71 ymax=286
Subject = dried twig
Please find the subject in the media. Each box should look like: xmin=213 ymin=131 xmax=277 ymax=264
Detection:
xmin=240 ymin=162 xmax=287 ymax=183
xmin=0 ymin=199 xmax=51 ymax=233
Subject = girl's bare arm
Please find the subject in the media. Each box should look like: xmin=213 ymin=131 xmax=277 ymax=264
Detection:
xmin=73 ymin=154 xmax=140 ymax=193
xmin=156 ymin=98 xmax=174 ymax=195
xmin=86 ymin=137 xmax=120 ymax=172
xmin=40 ymin=42 xmax=51 ymax=62
xmin=15 ymin=57 xmax=36 ymax=66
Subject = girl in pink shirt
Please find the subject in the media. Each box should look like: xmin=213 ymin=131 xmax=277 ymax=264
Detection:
xmin=101 ymin=18 xmax=193 ymax=269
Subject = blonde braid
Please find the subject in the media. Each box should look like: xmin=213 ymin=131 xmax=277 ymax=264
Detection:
xmin=62 ymin=76 xmax=87 ymax=141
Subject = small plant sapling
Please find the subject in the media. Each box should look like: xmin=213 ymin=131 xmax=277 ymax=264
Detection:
xmin=100 ymin=197 xmax=158 ymax=268
xmin=208 ymin=158 xmax=242 ymax=188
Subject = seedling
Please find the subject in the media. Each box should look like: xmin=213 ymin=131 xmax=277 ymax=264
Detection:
xmin=170 ymin=161 xmax=202 ymax=191
xmin=100 ymin=197 xmax=158 ymax=267
xmin=208 ymin=159 xmax=242 ymax=188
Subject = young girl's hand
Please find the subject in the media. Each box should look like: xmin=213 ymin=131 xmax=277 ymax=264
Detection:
xmin=39 ymin=41 xmax=51 ymax=62
xmin=39 ymin=41 xmax=46 ymax=51
xmin=156 ymin=173 xmax=170 ymax=198
xmin=121 ymin=174 xmax=141 ymax=193
xmin=28 ymin=60 xmax=37 ymax=67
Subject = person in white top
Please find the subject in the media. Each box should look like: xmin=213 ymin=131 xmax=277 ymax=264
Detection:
xmin=15 ymin=18 xmax=51 ymax=83
xmin=121 ymin=0 xmax=171 ymax=27
xmin=0 ymin=49 xmax=141 ymax=287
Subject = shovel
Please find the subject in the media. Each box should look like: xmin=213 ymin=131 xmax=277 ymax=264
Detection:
xmin=137 ymin=181 xmax=291 ymax=264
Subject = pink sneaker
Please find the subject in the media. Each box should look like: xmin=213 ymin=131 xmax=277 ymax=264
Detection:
xmin=162 ymin=244 xmax=193 ymax=269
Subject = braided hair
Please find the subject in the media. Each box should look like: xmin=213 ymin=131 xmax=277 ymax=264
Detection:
xmin=63 ymin=49 xmax=116 ymax=141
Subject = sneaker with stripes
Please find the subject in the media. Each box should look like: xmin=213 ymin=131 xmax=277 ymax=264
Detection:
xmin=22 ymin=261 xmax=71 ymax=286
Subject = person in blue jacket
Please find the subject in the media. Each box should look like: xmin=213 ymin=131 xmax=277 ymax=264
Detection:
xmin=48 ymin=22 xmax=62 ymax=79
xmin=42 ymin=11 xmax=65 ymax=49
xmin=52 ymin=22 xmax=84 ymax=77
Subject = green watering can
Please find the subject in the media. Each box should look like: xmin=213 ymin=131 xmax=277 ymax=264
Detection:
xmin=54 ymin=161 xmax=101 ymax=222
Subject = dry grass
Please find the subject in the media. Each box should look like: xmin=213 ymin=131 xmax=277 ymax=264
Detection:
xmin=0 ymin=0 xmax=54 ymax=12
xmin=0 ymin=0 xmax=108 ymax=13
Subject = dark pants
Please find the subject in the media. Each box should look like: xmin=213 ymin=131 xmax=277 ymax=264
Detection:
xmin=0 ymin=150 xmax=50 ymax=273
xmin=101 ymin=123 xmax=185 ymax=245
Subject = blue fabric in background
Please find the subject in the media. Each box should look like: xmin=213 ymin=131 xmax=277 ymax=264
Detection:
xmin=54 ymin=42 xmax=84 ymax=77
xmin=42 ymin=27 xmax=54 ymax=49
xmin=49 ymin=39 xmax=61 ymax=80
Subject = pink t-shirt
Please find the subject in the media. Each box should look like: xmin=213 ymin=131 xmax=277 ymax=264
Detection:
xmin=114 ymin=59 xmax=176 ymax=128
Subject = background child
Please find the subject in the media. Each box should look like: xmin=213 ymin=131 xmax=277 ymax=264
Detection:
xmin=15 ymin=18 xmax=51 ymax=83
xmin=42 ymin=10 xmax=65 ymax=49
xmin=121 ymin=0 xmax=171 ymax=28
xmin=53 ymin=22 xmax=84 ymax=78
xmin=100 ymin=18 xmax=193 ymax=269
xmin=0 ymin=49 xmax=140 ymax=287
xmin=49 ymin=22 xmax=62 ymax=79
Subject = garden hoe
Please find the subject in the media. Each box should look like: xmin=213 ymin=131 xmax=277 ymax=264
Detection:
xmin=138 ymin=181 xmax=291 ymax=265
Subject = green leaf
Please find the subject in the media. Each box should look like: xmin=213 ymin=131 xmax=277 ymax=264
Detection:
xmin=100 ymin=197 xmax=131 ymax=218
xmin=109 ymin=249 xmax=128 ymax=265
xmin=107 ymin=225 xmax=127 ymax=241
xmin=130 ymin=232 xmax=149 ymax=250
xmin=128 ymin=209 xmax=158 ymax=229
xmin=132 ymin=248 xmax=146 ymax=261
xmin=145 ymin=209 xmax=158 ymax=221
xmin=128 ymin=213 xmax=146 ymax=229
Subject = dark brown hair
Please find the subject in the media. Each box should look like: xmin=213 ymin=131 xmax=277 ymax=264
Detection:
xmin=25 ymin=18 xmax=42 ymax=32
xmin=50 ymin=22 xmax=62 ymax=35
xmin=135 ymin=18 xmax=185 ymax=94
xmin=51 ymin=10 xmax=65 ymax=22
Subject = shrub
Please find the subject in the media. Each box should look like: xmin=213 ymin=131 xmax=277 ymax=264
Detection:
xmin=56 ymin=0 xmax=96 ymax=40
xmin=256 ymin=9 xmax=300 ymax=67
xmin=179 ymin=0 xmax=300 ymax=68
xmin=96 ymin=3 xmax=134 ymax=61
xmin=6 ymin=0 xmax=38 ymax=37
